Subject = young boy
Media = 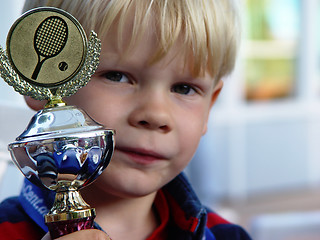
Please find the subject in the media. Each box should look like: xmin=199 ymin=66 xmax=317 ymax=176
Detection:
xmin=0 ymin=0 xmax=251 ymax=239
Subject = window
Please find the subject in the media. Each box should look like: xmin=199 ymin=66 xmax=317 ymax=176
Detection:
xmin=244 ymin=0 xmax=300 ymax=101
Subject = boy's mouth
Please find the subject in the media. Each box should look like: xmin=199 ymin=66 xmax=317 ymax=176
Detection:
xmin=115 ymin=146 xmax=167 ymax=164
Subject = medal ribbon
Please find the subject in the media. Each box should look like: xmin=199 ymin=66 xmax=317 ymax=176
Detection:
xmin=19 ymin=178 xmax=55 ymax=232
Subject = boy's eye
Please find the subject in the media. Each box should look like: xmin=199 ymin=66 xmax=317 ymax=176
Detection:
xmin=104 ymin=71 xmax=129 ymax=83
xmin=171 ymin=84 xmax=196 ymax=95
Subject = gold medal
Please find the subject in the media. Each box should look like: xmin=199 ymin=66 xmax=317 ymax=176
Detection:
xmin=1 ymin=7 xmax=100 ymax=102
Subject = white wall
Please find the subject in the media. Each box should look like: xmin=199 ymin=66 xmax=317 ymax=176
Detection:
xmin=0 ymin=0 xmax=26 ymax=106
xmin=0 ymin=0 xmax=33 ymax=201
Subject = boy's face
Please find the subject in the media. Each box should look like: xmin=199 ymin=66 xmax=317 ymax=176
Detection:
xmin=64 ymin=24 xmax=223 ymax=198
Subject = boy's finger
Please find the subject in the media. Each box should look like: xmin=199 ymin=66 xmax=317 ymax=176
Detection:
xmin=51 ymin=229 xmax=112 ymax=240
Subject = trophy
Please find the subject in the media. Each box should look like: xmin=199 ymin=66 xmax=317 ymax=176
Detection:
xmin=0 ymin=7 xmax=114 ymax=238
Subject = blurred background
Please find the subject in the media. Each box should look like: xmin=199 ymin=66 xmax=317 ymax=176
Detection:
xmin=0 ymin=0 xmax=320 ymax=239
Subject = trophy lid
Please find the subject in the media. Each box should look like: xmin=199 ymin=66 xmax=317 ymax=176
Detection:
xmin=16 ymin=105 xmax=106 ymax=142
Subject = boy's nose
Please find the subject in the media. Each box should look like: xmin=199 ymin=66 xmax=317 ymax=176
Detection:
xmin=128 ymin=93 xmax=173 ymax=133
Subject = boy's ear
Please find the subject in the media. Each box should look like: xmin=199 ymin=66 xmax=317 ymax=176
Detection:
xmin=210 ymin=80 xmax=223 ymax=108
xmin=24 ymin=96 xmax=47 ymax=111
xmin=202 ymin=80 xmax=224 ymax=135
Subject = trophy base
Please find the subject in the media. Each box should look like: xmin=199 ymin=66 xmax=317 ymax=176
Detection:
xmin=46 ymin=215 xmax=95 ymax=239
xmin=45 ymin=207 xmax=96 ymax=238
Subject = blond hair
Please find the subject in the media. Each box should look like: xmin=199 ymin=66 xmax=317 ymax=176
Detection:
xmin=23 ymin=0 xmax=240 ymax=83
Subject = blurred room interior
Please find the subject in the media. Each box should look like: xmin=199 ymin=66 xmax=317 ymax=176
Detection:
xmin=0 ymin=0 xmax=320 ymax=239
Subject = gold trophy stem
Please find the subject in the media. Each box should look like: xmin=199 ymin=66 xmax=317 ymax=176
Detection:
xmin=45 ymin=187 xmax=95 ymax=223
xmin=45 ymin=96 xmax=67 ymax=108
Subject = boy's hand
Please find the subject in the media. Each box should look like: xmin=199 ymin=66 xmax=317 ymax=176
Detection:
xmin=41 ymin=230 xmax=112 ymax=240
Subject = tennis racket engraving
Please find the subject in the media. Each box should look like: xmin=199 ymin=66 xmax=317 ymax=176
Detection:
xmin=32 ymin=16 xmax=68 ymax=80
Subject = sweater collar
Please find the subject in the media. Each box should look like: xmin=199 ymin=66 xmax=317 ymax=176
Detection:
xmin=163 ymin=173 xmax=208 ymax=238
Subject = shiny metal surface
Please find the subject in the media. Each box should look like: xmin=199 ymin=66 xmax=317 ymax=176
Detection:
xmin=8 ymin=105 xmax=114 ymax=191
xmin=45 ymin=189 xmax=96 ymax=222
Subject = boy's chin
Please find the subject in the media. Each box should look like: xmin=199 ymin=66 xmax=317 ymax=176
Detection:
xmin=93 ymin=170 xmax=175 ymax=199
